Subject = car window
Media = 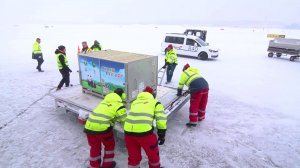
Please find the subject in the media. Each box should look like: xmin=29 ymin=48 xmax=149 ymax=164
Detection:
xmin=165 ymin=36 xmax=173 ymax=43
xmin=195 ymin=32 xmax=201 ymax=37
xmin=186 ymin=38 xmax=199 ymax=46
xmin=165 ymin=36 xmax=184 ymax=44
xmin=176 ymin=37 xmax=184 ymax=44
xmin=195 ymin=38 xmax=208 ymax=46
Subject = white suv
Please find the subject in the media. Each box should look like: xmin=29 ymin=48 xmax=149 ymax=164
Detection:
xmin=161 ymin=33 xmax=219 ymax=60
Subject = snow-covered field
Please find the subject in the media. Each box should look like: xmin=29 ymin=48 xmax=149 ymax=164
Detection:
xmin=0 ymin=24 xmax=300 ymax=168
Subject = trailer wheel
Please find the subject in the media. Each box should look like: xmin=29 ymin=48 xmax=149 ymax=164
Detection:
xmin=290 ymin=56 xmax=295 ymax=61
xmin=276 ymin=53 xmax=282 ymax=57
xmin=198 ymin=52 xmax=208 ymax=60
xmin=268 ymin=53 xmax=273 ymax=57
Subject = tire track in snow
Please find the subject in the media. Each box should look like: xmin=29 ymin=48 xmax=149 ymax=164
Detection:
xmin=0 ymin=87 xmax=56 ymax=130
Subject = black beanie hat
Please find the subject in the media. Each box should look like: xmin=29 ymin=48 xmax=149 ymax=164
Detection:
xmin=58 ymin=45 xmax=65 ymax=50
xmin=114 ymin=88 xmax=124 ymax=97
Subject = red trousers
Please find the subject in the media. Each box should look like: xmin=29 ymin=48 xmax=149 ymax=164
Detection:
xmin=125 ymin=133 xmax=160 ymax=168
xmin=86 ymin=131 xmax=115 ymax=168
xmin=189 ymin=88 xmax=209 ymax=123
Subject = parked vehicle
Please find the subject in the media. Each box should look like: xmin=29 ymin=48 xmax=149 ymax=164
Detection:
xmin=184 ymin=29 xmax=207 ymax=42
xmin=267 ymin=38 xmax=300 ymax=61
xmin=161 ymin=33 xmax=219 ymax=60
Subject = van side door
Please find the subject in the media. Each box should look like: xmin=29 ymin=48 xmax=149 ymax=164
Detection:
xmin=173 ymin=37 xmax=185 ymax=55
xmin=185 ymin=38 xmax=200 ymax=57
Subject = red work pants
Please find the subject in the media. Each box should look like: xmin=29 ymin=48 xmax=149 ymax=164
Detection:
xmin=125 ymin=133 xmax=160 ymax=168
xmin=189 ymin=88 xmax=209 ymax=123
xmin=86 ymin=131 xmax=115 ymax=168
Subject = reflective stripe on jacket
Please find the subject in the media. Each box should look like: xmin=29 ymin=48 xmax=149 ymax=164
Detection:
xmin=178 ymin=67 xmax=209 ymax=94
xmin=124 ymin=92 xmax=167 ymax=135
xmin=32 ymin=41 xmax=42 ymax=54
xmin=85 ymin=93 xmax=127 ymax=133
xmin=56 ymin=53 xmax=69 ymax=70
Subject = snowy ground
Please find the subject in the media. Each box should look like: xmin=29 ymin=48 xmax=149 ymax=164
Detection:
xmin=0 ymin=24 xmax=300 ymax=168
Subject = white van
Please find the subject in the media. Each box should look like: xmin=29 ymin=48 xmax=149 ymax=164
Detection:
xmin=161 ymin=33 xmax=219 ymax=60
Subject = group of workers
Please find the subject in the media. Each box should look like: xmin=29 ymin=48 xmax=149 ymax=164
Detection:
xmin=32 ymin=38 xmax=209 ymax=168
xmin=81 ymin=40 xmax=102 ymax=53
xmin=32 ymin=38 xmax=102 ymax=90
xmin=85 ymin=86 xmax=166 ymax=168
xmin=84 ymin=44 xmax=209 ymax=168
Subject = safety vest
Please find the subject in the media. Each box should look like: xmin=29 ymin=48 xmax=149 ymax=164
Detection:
xmin=124 ymin=92 xmax=167 ymax=133
xmin=56 ymin=53 xmax=69 ymax=70
xmin=165 ymin=49 xmax=178 ymax=64
xmin=85 ymin=93 xmax=127 ymax=132
xmin=178 ymin=67 xmax=201 ymax=89
xmin=81 ymin=48 xmax=92 ymax=53
xmin=32 ymin=41 xmax=42 ymax=54
xmin=91 ymin=44 xmax=102 ymax=51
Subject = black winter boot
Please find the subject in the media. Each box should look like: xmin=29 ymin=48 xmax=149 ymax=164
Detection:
xmin=186 ymin=122 xmax=197 ymax=127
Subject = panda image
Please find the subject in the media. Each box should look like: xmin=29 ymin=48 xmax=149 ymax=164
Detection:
xmin=87 ymin=74 xmax=96 ymax=88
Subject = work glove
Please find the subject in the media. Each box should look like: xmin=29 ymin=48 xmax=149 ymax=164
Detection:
xmin=157 ymin=129 xmax=166 ymax=145
xmin=162 ymin=59 xmax=168 ymax=69
xmin=177 ymin=89 xmax=182 ymax=96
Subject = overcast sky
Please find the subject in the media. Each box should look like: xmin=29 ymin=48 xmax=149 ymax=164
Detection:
xmin=1 ymin=0 xmax=299 ymax=27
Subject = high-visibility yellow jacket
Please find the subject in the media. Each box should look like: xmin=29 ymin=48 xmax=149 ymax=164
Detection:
xmin=178 ymin=67 xmax=209 ymax=94
xmin=56 ymin=53 xmax=69 ymax=70
xmin=81 ymin=47 xmax=92 ymax=53
xmin=32 ymin=41 xmax=42 ymax=54
xmin=124 ymin=92 xmax=167 ymax=136
xmin=165 ymin=49 xmax=178 ymax=64
xmin=84 ymin=93 xmax=127 ymax=134
xmin=91 ymin=44 xmax=102 ymax=51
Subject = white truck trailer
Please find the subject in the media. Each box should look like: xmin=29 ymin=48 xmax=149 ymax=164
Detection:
xmin=49 ymin=50 xmax=190 ymax=131
xmin=267 ymin=38 xmax=300 ymax=61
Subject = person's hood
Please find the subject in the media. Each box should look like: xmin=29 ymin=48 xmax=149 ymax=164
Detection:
xmin=103 ymin=93 xmax=123 ymax=103
xmin=55 ymin=49 xmax=65 ymax=54
xmin=136 ymin=92 xmax=154 ymax=100
xmin=186 ymin=67 xmax=199 ymax=74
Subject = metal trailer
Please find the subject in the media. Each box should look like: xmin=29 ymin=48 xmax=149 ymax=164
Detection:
xmin=49 ymin=85 xmax=190 ymax=132
xmin=267 ymin=38 xmax=300 ymax=61
xmin=50 ymin=50 xmax=190 ymax=132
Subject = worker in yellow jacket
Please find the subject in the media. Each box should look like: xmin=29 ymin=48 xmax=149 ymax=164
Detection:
xmin=81 ymin=41 xmax=92 ymax=53
xmin=124 ymin=86 xmax=167 ymax=168
xmin=55 ymin=45 xmax=72 ymax=91
xmin=91 ymin=40 xmax=102 ymax=51
xmin=32 ymin=38 xmax=44 ymax=72
xmin=162 ymin=44 xmax=178 ymax=84
xmin=84 ymin=88 xmax=127 ymax=168
xmin=177 ymin=64 xmax=209 ymax=127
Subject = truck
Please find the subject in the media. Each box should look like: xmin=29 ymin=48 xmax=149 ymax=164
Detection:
xmin=267 ymin=38 xmax=300 ymax=61
xmin=49 ymin=50 xmax=190 ymax=132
